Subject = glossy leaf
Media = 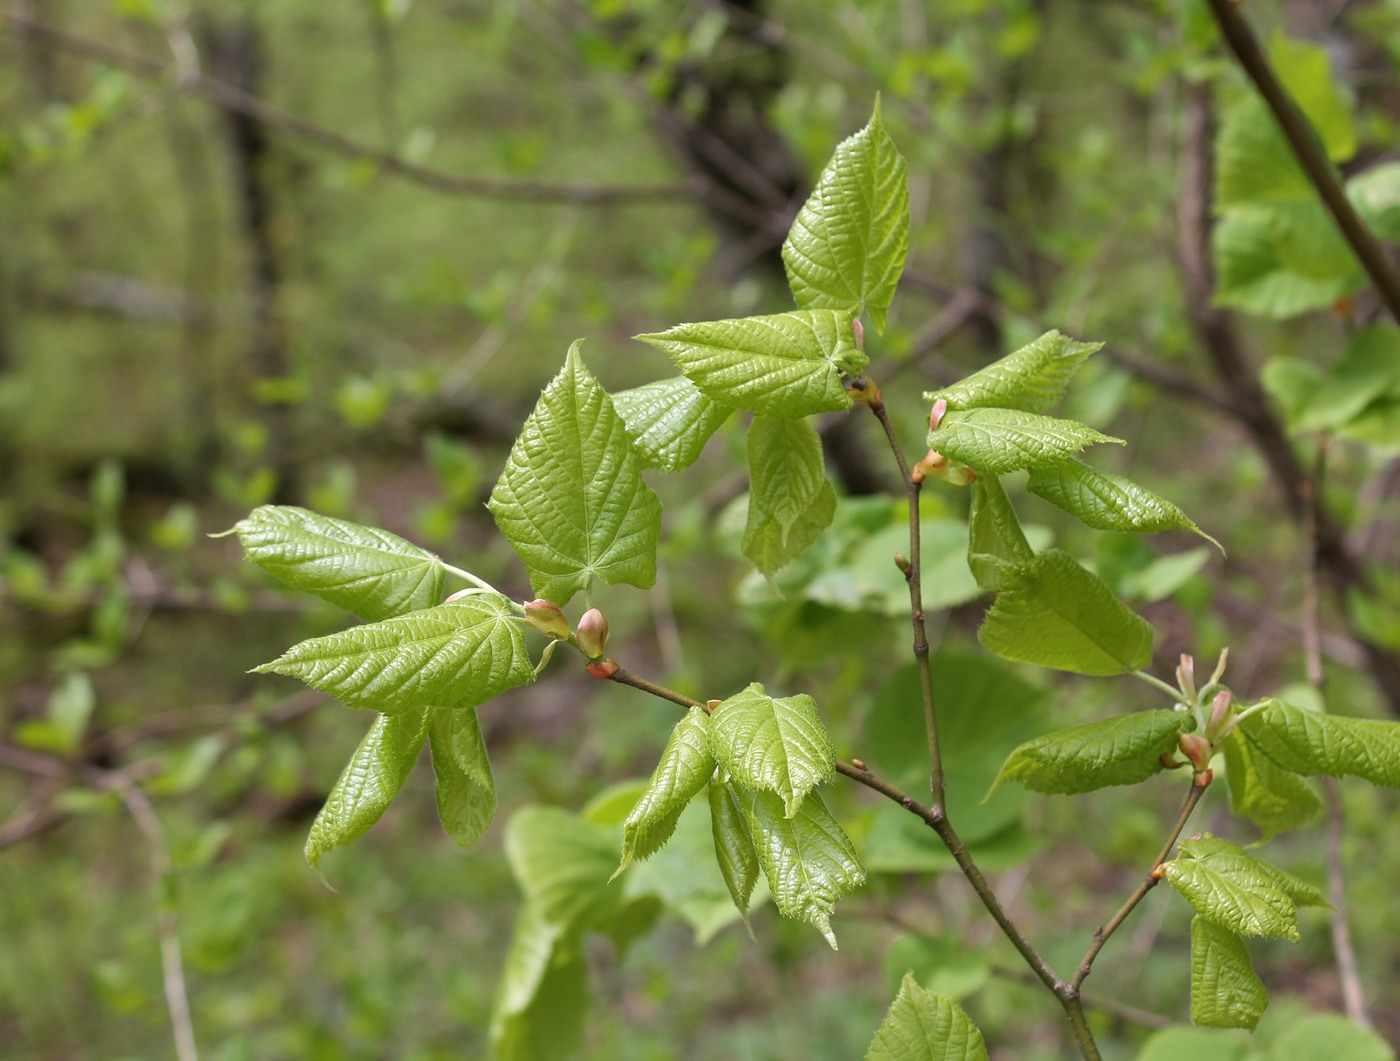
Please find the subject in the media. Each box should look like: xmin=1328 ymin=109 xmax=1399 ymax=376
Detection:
xmin=782 ymin=98 xmax=909 ymax=333
xmin=304 ymin=708 xmax=429 ymax=868
xmin=636 ymin=309 xmax=866 ymax=418
xmin=990 ymin=710 xmax=1192 ymax=795
xmin=612 ymin=375 xmax=731 ymax=472
xmin=232 ymin=504 xmax=444 ymax=620
xmin=743 ymin=415 xmax=837 ymax=577
xmin=710 ymin=779 xmax=761 ymax=926
xmin=746 ymin=788 xmax=865 ymax=948
xmin=924 ymin=331 xmax=1100 ymax=414
xmin=927 ymin=409 xmax=1122 ymax=476
xmin=1238 ymin=698 xmax=1400 ymax=787
xmin=1163 ymin=833 xmax=1327 ymax=941
xmin=1190 ymin=917 xmax=1268 ymax=1030
xmin=429 ymin=707 xmax=495 ymax=847
xmin=1027 ymin=459 xmax=1220 ymax=550
xmin=488 ymin=342 xmax=662 ymax=604
xmin=966 ymin=475 xmax=1033 ymax=591
xmin=1222 ymin=729 xmax=1322 ymax=841
xmin=978 ymin=549 xmax=1154 ymax=675
xmin=1178 ymin=835 xmax=1329 ymax=909
xmin=865 ymin=972 xmax=989 ymax=1061
xmin=254 ymin=594 xmax=534 ymax=714
xmin=619 ymin=707 xmax=716 ymax=872
xmin=505 ymin=805 xmax=627 ymax=935
xmin=709 ymin=683 xmax=836 ymax=817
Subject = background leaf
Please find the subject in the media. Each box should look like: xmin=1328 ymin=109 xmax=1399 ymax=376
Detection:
xmin=1222 ymin=729 xmax=1322 ymax=840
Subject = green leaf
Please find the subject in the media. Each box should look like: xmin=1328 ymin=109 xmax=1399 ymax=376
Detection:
xmin=991 ymin=710 xmax=1192 ymax=795
xmin=231 ymin=505 xmax=445 ymax=621
xmin=743 ymin=415 xmax=837 ymax=576
xmin=1190 ymin=916 xmax=1269 ymax=1030
xmin=1276 ymin=326 xmax=1400 ymax=435
xmin=924 ymin=331 xmax=1101 ymax=413
xmin=1349 ymin=162 xmax=1400 ymax=243
xmin=1270 ymin=32 xmax=1356 ymax=163
xmin=1215 ymin=96 xmax=1313 ymax=207
xmin=505 ymin=806 xmax=627 ymax=935
xmin=1213 ymin=204 xmax=1363 ymax=319
xmin=1027 ymin=459 xmax=1221 ymax=550
xmin=612 ymin=375 xmax=732 ymax=472
xmin=710 ymin=780 xmax=761 ymax=927
xmin=883 ymin=934 xmax=991 ymax=1002
xmin=1238 ymin=698 xmax=1400 ymax=787
xmin=966 ymin=476 xmax=1033 ymax=591
xmin=635 ymin=309 xmax=866 ymax=418
xmin=927 ymin=409 xmax=1123 ymax=477
xmin=709 ymin=683 xmax=836 ymax=817
xmin=782 ymin=98 xmax=909 ymax=334
xmin=619 ymin=707 xmax=716 ymax=872
xmin=978 ymin=549 xmax=1154 ymax=675
xmin=1265 ymin=1014 xmax=1396 ymax=1061
xmin=1222 ymin=729 xmax=1321 ymax=840
xmin=1136 ymin=1027 xmax=1250 ymax=1061
xmin=488 ymin=342 xmax=663 ymax=604
xmin=490 ymin=906 xmax=587 ymax=1061
xmin=304 ymin=708 xmax=429 ymax=868
xmin=865 ymin=972 xmax=989 ymax=1061
xmin=1163 ymin=833 xmax=1326 ymax=941
xmin=253 ymin=594 xmax=534 ymax=714
xmin=428 ymin=707 xmax=495 ymax=847
xmin=746 ymin=787 xmax=865 ymax=948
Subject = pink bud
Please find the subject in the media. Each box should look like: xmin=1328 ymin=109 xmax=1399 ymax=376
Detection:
xmin=523 ymin=599 xmax=571 ymax=640
xmin=1206 ymin=690 xmax=1233 ymax=741
xmin=929 ymin=398 xmax=948 ymax=431
xmin=575 ymin=608 xmax=610 ymax=660
xmin=852 ymin=319 xmax=864 ymax=350
xmin=584 ymin=659 xmax=619 ymax=679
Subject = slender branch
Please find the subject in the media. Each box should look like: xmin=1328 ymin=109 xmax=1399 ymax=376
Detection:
xmin=1203 ymin=0 xmax=1400 ymax=323
xmin=1071 ymin=776 xmax=1210 ymax=991
xmin=2 ymin=12 xmax=697 ymax=207
xmin=607 ymin=667 xmax=707 ymax=711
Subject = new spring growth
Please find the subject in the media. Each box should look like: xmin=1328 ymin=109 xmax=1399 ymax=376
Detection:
xmin=576 ymin=607 xmax=610 ymax=660
xmin=894 ymin=552 xmax=912 ymax=578
xmin=1176 ymin=653 xmax=1197 ymax=704
xmin=1204 ymin=690 xmax=1235 ymax=743
xmin=1177 ymin=732 xmax=1214 ymax=773
xmin=523 ymin=599 xmax=571 ymax=640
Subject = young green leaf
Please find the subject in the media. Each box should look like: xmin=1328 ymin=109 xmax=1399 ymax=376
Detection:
xmin=1222 ymin=729 xmax=1322 ymax=841
xmin=1190 ymin=917 xmax=1269 ymax=1031
xmin=927 ymin=409 xmax=1123 ymax=477
xmin=966 ymin=475 xmax=1034 ymax=591
xmin=782 ymin=98 xmax=909 ymax=334
xmin=505 ymin=806 xmax=628 ymax=936
xmin=1238 ymin=698 xmax=1400 ymax=787
xmin=253 ymin=594 xmax=534 ymax=714
xmin=710 ymin=683 xmax=836 ymax=817
xmin=619 ymin=707 xmax=716 ymax=872
xmin=709 ymin=779 xmax=761 ymax=927
xmin=1215 ymin=96 xmax=1314 ymax=208
xmin=304 ymin=708 xmax=429 ymax=868
xmin=865 ymin=972 xmax=989 ymax=1061
xmin=1163 ymin=833 xmax=1325 ymax=941
xmin=978 ymin=549 xmax=1154 ymax=675
xmin=488 ymin=342 xmax=663 ymax=605
xmin=1178 ymin=835 xmax=1329 ymax=909
xmin=1026 ymin=459 xmax=1221 ymax=551
xmin=612 ymin=375 xmax=732 ymax=472
xmin=743 ymin=416 xmax=837 ymax=577
xmin=924 ymin=331 xmax=1101 ymax=414
xmin=428 ymin=707 xmax=495 ymax=848
xmin=1213 ymin=204 xmax=1363 ymax=320
xmin=231 ymin=504 xmax=445 ymax=620
xmin=746 ymin=788 xmax=865 ymax=948
xmin=635 ymin=309 xmax=866 ymax=418
xmin=990 ymin=710 xmax=1193 ymax=795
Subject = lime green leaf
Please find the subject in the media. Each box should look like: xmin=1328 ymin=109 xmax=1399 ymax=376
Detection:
xmin=505 ymin=806 xmax=627 ymax=935
xmin=746 ymin=788 xmax=865 ymax=948
xmin=1179 ymin=835 xmax=1329 ymax=909
xmin=1190 ymin=917 xmax=1269 ymax=1030
xmin=490 ymin=906 xmax=587 ymax=1061
xmin=254 ymin=594 xmax=534 ymax=713
xmin=966 ymin=475 xmax=1033 ymax=591
xmin=924 ymin=331 xmax=1101 ymax=413
xmin=1215 ymin=96 xmax=1313 ymax=207
xmin=1163 ymin=833 xmax=1321 ymax=941
xmin=743 ymin=416 xmax=837 ymax=576
xmin=619 ymin=707 xmax=716 ymax=871
xmin=782 ymin=98 xmax=909 ymax=334
xmin=304 ymin=708 xmax=429 ymax=868
xmin=991 ymin=710 xmax=1192 ymax=795
xmin=1137 ymin=1027 xmax=1250 ymax=1061
xmin=1238 ymin=698 xmax=1400 ymax=787
xmin=428 ymin=707 xmax=495 ymax=847
xmin=1266 ymin=1014 xmax=1396 ymax=1061
xmin=1270 ymin=32 xmax=1356 ymax=163
xmin=1027 ymin=459 xmax=1220 ymax=550
xmin=231 ymin=505 xmax=445 ymax=620
xmin=1222 ymin=729 xmax=1321 ymax=841
xmin=612 ymin=375 xmax=732 ymax=472
xmin=865 ymin=972 xmax=989 ymax=1061
xmin=1349 ymin=162 xmax=1400 ymax=243
xmin=928 ymin=409 xmax=1123 ymax=476
xmin=1213 ymin=205 xmax=1363 ymax=319
xmin=488 ymin=342 xmax=662 ymax=604
xmin=978 ymin=549 xmax=1154 ymax=675
xmin=1276 ymin=326 xmax=1400 ymax=435
xmin=710 ymin=779 xmax=761 ymax=926
xmin=710 ymin=683 xmax=836 ymax=817
xmin=635 ymin=309 xmax=866 ymax=418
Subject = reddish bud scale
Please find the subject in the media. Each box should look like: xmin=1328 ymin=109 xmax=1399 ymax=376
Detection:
xmin=584 ymin=659 xmax=619 ymax=679
xmin=1177 ymin=732 xmax=1213 ymax=772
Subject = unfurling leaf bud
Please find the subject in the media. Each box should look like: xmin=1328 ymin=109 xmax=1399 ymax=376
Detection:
xmin=584 ymin=659 xmax=619 ymax=679
xmin=523 ymin=599 xmax=571 ymax=640
xmin=1176 ymin=653 xmax=1197 ymax=702
xmin=852 ymin=318 xmax=865 ymax=351
xmin=1177 ymin=732 xmax=1213 ymax=772
xmin=929 ymin=398 xmax=948 ymax=431
xmin=911 ymin=449 xmax=947 ymax=485
xmin=1205 ymin=690 xmax=1233 ymax=742
xmin=894 ymin=553 xmax=912 ymax=578
xmin=576 ymin=608 xmax=610 ymax=660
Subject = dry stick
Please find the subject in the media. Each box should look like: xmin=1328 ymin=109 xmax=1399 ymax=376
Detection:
xmin=2 ymin=12 xmax=696 ymax=207
xmin=1300 ymin=442 xmax=1373 ymax=1029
